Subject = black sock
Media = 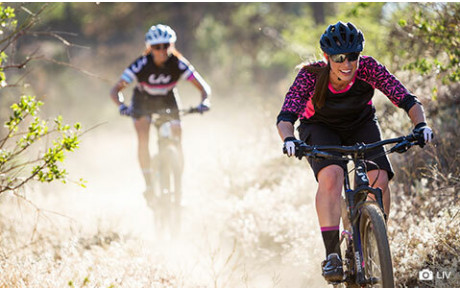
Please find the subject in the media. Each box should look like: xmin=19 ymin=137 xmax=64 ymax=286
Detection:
xmin=321 ymin=226 xmax=341 ymax=258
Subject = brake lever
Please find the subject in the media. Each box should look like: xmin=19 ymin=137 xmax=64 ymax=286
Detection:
xmin=391 ymin=140 xmax=412 ymax=154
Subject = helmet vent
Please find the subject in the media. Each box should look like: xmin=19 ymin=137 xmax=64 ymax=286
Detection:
xmin=333 ymin=36 xmax=341 ymax=47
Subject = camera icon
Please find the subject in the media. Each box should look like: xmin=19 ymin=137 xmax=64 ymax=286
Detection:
xmin=419 ymin=268 xmax=434 ymax=281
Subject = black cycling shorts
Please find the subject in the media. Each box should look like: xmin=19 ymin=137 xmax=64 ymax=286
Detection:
xmin=130 ymin=88 xmax=181 ymax=120
xmin=298 ymin=118 xmax=394 ymax=181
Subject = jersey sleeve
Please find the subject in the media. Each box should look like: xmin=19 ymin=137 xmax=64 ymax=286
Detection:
xmin=358 ymin=56 xmax=421 ymax=112
xmin=177 ymin=56 xmax=196 ymax=81
xmin=120 ymin=56 xmax=148 ymax=84
xmin=276 ymin=65 xmax=318 ymax=125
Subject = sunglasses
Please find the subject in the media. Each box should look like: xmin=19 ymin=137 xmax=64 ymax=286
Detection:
xmin=329 ymin=52 xmax=360 ymax=63
xmin=151 ymin=43 xmax=171 ymax=50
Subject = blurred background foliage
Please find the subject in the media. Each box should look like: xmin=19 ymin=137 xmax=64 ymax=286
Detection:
xmin=3 ymin=2 xmax=457 ymax=99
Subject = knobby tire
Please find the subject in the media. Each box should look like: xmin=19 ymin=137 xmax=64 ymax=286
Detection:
xmin=359 ymin=203 xmax=395 ymax=287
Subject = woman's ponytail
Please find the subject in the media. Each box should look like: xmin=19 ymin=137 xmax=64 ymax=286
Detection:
xmin=304 ymin=62 xmax=330 ymax=109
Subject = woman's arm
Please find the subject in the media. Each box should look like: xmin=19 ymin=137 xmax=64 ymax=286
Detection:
xmin=408 ymin=103 xmax=434 ymax=144
xmin=277 ymin=121 xmax=296 ymax=141
xmin=110 ymin=79 xmax=128 ymax=106
xmin=189 ymin=72 xmax=211 ymax=103
xmin=407 ymin=103 xmax=427 ymax=126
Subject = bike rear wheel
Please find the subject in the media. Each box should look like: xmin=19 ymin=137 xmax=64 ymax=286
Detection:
xmin=359 ymin=203 xmax=394 ymax=287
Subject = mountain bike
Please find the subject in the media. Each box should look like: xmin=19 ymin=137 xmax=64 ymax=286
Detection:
xmin=134 ymin=106 xmax=203 ymax=237
xmin=289 ymin=133 xmax=423 ymax=287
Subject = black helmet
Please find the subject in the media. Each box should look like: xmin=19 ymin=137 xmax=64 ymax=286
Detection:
xmin=320 ymin=21 xmax=364 ymax=55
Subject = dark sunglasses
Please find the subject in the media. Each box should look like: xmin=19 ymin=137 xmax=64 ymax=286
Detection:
xmin=151 ymin=43 xmax=170 ymax=50
xmin=329 ymin=52 xmax=360 ymax=63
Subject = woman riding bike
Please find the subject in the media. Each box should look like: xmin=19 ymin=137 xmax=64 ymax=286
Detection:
xmin=110 ymin=24 xmax=211 ymax=207
xmin=276 ymin=21 xmax=433 ymax=283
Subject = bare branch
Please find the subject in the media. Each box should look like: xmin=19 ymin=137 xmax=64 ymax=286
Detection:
xmin=28 ymin=31 xmax=90 ymax=50
xmin=33 ymin=55 xmax=112 ymax=83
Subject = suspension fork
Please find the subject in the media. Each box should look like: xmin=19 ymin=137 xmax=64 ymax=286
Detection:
xmin=342 ymin=186 xmax=364 ymax=285
xmin=348 ymin=159 xmax=389 ymax=285
xmin=344 ymin=160 xmax=372 ymax=285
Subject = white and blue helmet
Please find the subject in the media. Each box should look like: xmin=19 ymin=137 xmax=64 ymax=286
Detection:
xmin=145 ymin=24 xmax=177 ymax=47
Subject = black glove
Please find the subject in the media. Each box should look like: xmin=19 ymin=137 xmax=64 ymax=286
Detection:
xmin=412 ymin=122 xmax=434 ymax=148
xmin=119 ymin=104 xmax=131 ymax=116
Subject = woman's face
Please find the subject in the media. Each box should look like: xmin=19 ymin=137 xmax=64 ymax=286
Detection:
xmin=150 ymin=42 xmax=172 ymax=65
xmin=325 ymin=52 xmax=360 ymax=83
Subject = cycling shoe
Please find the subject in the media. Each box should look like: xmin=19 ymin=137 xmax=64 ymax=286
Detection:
xmin=321 ymin=253 xmax=344 ymax=282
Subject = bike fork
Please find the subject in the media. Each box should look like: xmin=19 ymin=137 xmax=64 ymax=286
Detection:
xmin=345 ymin=190 xmax=368 ymax=286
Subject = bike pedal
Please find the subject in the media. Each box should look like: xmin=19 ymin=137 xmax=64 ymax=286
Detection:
xmin=366 ymin=277 xmax=379 ymax=285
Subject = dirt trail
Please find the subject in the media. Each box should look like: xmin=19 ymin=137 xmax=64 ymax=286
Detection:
xmin=1 ymin=92 xmax=328 ymax=287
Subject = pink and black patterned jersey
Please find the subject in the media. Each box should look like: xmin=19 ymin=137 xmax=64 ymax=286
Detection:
xmin=121 ymin=54 xmax=196 ymax=96
xmin=277 ymin=56 xmax=420 ymax=130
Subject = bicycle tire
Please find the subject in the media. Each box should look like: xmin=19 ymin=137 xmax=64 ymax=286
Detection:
xmin=359 ymin=203 xmax=394 ymax=287
xmin=150 ymin=154 xmax=166 ymax=233
xmin=158 ymin=145 xmax=183 ymax=236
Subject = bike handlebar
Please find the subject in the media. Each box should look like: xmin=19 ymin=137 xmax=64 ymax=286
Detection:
xmin=285 ymin=133 xmax=421 ymax=160
xmin=123 ymin=106 xmax=207 ymax=119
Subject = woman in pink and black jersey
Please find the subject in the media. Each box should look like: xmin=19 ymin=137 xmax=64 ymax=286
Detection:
xmin=276 ymin=21 xmax=433 ymax=283
xmin=110 ymin=24 xmax=211 ymax=204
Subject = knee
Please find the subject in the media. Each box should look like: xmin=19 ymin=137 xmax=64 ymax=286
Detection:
xmin=317 ymin=165 xmax=344 ymax=197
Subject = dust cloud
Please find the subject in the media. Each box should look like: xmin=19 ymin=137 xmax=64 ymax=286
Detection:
xmin=0 ymin=71 xmax=328 ymax=287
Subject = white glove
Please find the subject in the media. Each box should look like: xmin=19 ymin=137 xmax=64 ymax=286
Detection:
xmin=413 ymin=122 xmax=434 ymax=147
xmin=284 ymin=137 xmax=298 ymax=157
xmin=421 ymin=127 xmax=433 ymax=143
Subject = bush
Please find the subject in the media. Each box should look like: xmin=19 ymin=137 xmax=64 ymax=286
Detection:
xmin=0 ymin=95 xmax=84 ymax=197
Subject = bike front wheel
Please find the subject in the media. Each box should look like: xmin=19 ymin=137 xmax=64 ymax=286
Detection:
xmin=158 ymin=145 xmax=183 ymax=236
xmin=359 ymin=202 xmax=395 ymax=287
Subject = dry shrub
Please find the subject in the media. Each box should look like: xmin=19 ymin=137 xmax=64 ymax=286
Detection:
xmin=224 ymin=155 xmax=329 ymax=287
xmin=384 ymin=81 xmax=460 ymax=287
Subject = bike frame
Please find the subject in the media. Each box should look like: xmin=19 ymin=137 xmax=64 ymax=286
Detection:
xmin=151 ymin=110 xmax=181 ymax=155
xmin=342 ymin=154 xmax=385 ymax=286
xmin=150 ymin=107 xmax=199 ymax=165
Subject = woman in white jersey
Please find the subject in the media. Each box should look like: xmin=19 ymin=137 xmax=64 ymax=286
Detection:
xmin=110 ymin=24 xmax=211 ymax=206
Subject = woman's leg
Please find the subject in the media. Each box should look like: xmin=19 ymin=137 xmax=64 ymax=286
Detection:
xmin=133 ymin=116 xmax=153 ymax=190
xmin=316 ymin=165 xmax=344 ymax=255
xmin=368 ymin=169 xmax=390 ymax=216
xmin=316 ymin=165 xmax=344 ymax=227
xmin=170 ymin=119 xmax=183 ymax=174
xmin=316 ymin=164 xmax=344 ymax=281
